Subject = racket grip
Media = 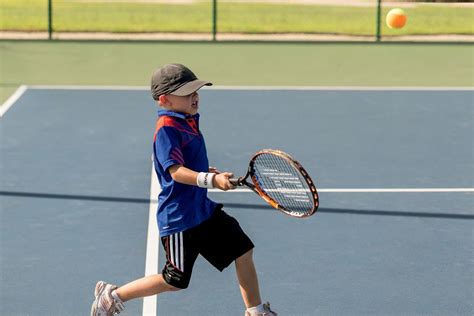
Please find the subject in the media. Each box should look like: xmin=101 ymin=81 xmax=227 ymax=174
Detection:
xmin=229 ymin=178 xmax=242 ymax=186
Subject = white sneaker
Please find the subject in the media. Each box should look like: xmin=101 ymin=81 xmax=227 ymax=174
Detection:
xmin=245 ymin=302 xmax=277 ymax=316
xmin=90 ymin=281 xmax=124 ymax=316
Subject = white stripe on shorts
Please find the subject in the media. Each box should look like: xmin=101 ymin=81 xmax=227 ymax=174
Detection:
xmin=169 ymin=232 xmax=184 ymax=272
xmin=168 ymin=234 xmax=173 ymax=267
xmin=175 ymin=233 xmax=179 ymax=270
xmin=179 ymin=232 xmax=184 ymax=272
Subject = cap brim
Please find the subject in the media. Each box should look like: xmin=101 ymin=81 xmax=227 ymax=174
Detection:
xmin=170 ymin=80 xmax=213 ymax=96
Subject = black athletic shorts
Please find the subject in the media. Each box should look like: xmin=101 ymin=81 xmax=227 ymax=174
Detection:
xmin=160 ymin=205 xmax=254 ymax=289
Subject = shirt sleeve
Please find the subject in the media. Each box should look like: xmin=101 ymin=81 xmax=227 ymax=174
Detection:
xmin=155 ymin=126 xmax=185 ymax=171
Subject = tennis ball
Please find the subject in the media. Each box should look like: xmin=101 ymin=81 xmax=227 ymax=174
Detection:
xmin=386 ymin=8 xmax=407 ymax=29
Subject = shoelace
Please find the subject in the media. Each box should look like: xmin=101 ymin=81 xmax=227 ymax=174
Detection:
xmin=113 ymin=299 xmax=124 ymax=314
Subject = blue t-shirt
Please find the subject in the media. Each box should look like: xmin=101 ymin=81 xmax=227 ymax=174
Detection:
xmin=153 ymin=110 xmax=217 ymax=237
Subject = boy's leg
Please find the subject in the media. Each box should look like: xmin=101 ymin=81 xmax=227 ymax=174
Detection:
xmin=92 ymin=230 xmax=198 ymax=315
xmin=91 ymin=275 xmax=178 ymax=316
xmin=196 ymin=207 xmax=276 ymax=314
xmin=116 ymin=230 xmax=199 ymax=301
xmin=115 ymin=274 xmax=179 ymax=302
xmin=235 ymin=249 xmax=262 ymax=308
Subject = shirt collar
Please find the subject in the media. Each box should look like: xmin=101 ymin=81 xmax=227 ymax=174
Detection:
xmin=158 ymin=110 xmax=199 ymax=120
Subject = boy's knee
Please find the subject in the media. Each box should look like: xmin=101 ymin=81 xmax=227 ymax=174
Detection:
xmin=162 ymin=276 xmax=187 ymax=291
xmin=162 ymin=271 xmax=191 ymax=290
xmin=164 ymin=282 xmax=182 ymax=292
xmin=162 ymin=262 xmax=192 ymax=290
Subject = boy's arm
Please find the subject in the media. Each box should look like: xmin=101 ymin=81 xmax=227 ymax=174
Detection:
xmin=169 ymin=164 xmax=234 ymax=191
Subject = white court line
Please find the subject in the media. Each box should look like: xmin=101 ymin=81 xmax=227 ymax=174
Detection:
xmin=0 ymin=85 xmax=28 ymax=118
xmin=29 ymin=85 xmax=149 ymax=90
xmin=206 ymin=86 xmax=474 ymax=91
xmin=208 ymin=188 xmax=474 ymax=193
xmin=26 ymin=85 xmax=474 ymax=91
xmin=143 ymin=164 xmax=160 ymax=316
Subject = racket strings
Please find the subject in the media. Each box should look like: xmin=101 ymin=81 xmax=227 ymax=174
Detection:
xmin=253 ymin=153 xmax=314 ymax=215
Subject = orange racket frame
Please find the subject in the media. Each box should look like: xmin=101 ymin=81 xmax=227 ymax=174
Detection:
xmin=230 ymin=149 xmax=319 ymax=218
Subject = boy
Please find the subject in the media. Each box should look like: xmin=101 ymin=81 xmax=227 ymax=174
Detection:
xmin=91 ymin=64 xmax=277 ymax=316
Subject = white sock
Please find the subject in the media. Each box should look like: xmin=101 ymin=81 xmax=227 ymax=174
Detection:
xmin=246 ymin=303 xmax=265 ymax=314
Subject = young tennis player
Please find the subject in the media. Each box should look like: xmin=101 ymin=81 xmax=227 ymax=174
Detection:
xmin=91 ymin=64 xmax=277 ymax=316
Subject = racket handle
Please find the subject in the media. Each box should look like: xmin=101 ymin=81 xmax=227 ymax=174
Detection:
xmin=229 ymin=177 xmax=242 ymax=186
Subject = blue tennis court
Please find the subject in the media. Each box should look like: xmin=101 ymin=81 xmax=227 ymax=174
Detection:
xmin=1 ymin=87 xmax=472 ymax=315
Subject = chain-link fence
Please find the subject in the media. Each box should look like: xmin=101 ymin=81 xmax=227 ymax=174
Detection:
xmin=1 ymin=0 xmax=473 ymax=41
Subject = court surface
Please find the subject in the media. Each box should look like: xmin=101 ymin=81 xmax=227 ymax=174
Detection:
xmin=1 ymin=87 xmax=473 ymax=316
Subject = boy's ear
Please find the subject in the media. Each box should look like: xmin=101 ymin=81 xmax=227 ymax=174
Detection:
xmin=158 ymin=94 xmax=169 ymax=106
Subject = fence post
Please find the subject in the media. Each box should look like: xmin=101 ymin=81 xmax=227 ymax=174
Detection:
xmin=48 ymin=0 xmax=53 ymax=40
xmin=212 ymin=0 xmax=217 ymax=41
xmin=376 ymin=0 xmax=381 ymax=41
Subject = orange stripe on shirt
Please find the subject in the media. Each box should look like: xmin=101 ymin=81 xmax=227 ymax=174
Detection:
xmin=154 ymin=116 xmax=180 ymax=142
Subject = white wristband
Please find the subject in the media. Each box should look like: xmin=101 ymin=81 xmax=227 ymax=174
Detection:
xmin=196 ymin=172 xmax=215 ymax=188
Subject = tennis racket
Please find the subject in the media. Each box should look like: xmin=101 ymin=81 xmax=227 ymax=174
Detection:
xmin=229 ymin=149 xmax=319 ymax=218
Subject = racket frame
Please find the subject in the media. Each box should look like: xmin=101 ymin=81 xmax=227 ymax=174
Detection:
xmin=232 ymin=149 xmax=319 ymax=217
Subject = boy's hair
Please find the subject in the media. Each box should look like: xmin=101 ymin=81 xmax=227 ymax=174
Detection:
xmin=151 ymin=64 xmax=212 ymax=100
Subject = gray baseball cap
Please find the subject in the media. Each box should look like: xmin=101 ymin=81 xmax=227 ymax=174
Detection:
xmin=151 ymin=64 xmax=212 ymax=100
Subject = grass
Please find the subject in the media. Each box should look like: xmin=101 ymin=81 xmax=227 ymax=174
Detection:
xmin=1 ymin=1 xmax=473 ymax=36
xmin=1 ymin=41 xmax=473 ymax=103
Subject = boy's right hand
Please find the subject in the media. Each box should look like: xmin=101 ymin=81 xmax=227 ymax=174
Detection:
xmin=213 ymin=172 xmax=235 ymax=191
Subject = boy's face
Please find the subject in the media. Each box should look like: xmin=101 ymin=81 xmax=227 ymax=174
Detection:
xmin=160 ymin=92 xmax=200 ymax=115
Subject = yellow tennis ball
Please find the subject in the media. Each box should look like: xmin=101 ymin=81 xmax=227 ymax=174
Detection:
xmin=386 ymin=8 xmax=407 ymax=29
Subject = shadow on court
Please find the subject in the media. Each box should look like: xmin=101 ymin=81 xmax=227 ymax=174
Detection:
xmin=2 ymin=190 xmax=473 ymax=220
